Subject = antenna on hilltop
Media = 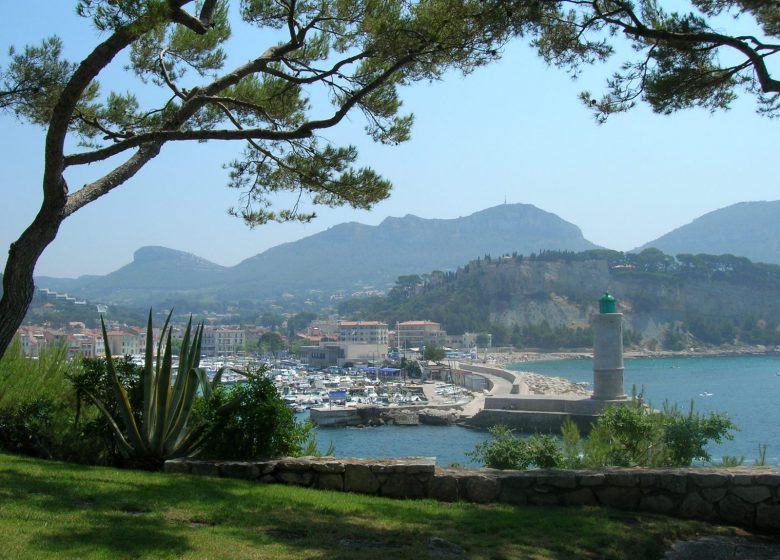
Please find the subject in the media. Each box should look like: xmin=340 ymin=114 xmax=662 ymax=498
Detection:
xmin=504 ymin=194 xmax=507 ymax=205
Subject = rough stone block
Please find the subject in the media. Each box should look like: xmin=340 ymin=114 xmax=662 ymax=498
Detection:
xmin=381 ymin=473 xmax=427 ymax=499
xmin=730 ymin=485 xmax=772 ymax=504
xmin=498 ymin=485 xmax=528 ymax=506
xmin=690 ymin=472 xmax=730 ymax=488
xmin=578 ymin=474 xmax=605 ymax=487
xmin=730 ymin=474 xmax=755 ymax=486
xmin=276 ymin=471 xmax=314 ymax=487
xmin=316 ymin=473 xmax=344 ymax=491
xmin=499 ymin=473 xmax=534 ymax=490
xmin=527 ymin=490 xmax=562 ymax=507
xmin=371 ymin=458 xmax=435 ymax=475
xmin=657 ymin=474 xmax=688 ymax=494
xmin=463 ymin=476 xmax=500 ymax=504
xmin=639 ymin=494 xmax=676 ymax=514
xmin=535 ymin=473 xmax=577 ymax=489
xmin=190 ymin=461 xmax=221 ymax=477
xmin=604 ymin=473 xmax=639 ymax=487
xmin=276 ymin=459 xmax=314 ymax=472
xmin=679 ymin=493 xmax=715 ymax=520
xmin=344 ymin=464 xmax=380 ymax=494
xmin=256 ymin=461 xmax=277 ymax=476
xmin=756 ymin=503 xmax=780 ymax=529
xmin=755 ymin=473 xmax=780 ymax=487
xmin=638 ymin=473 xmax=657 ymax=488
xmin=562 ymin=488 xmax=598 ymax=507
xmin=311 ymin=461 xmax=345 ymax=474
xmin=429 ymin=475 xmax=459 ymax=502
xmin=164 ymin=460 xmax=191 ymax=474
xmin=595 ymin=487 xmax=641 ymax=510
xmin=258 ymin=474 xmax=275 ymax=484
xmin=717 ymin=495 xmax=755 ymax=526
xmin=220 ymin=462 xmax=259 ymax=480
xmin=700 ymin=488 xmax=727 ymax=503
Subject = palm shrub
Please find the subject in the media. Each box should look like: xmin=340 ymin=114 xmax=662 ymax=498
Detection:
xmin=78 ymin=311 xmax=238 ymax=469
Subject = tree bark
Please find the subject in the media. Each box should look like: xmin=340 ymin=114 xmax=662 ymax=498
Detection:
xmin=0 ymin=196 xmax=65 ymax=359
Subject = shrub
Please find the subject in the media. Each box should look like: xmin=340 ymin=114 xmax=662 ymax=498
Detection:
xmin=0 ymin=398 xmax=58 ymax=458
xmin=466 ymin=425 xmax=564 ymax=470
xmin=471 ymin=397 xmax=738 ymax=470
xmin=74 ymin=312 xmax=243 ymax=469
xmin=0 ymin=340 xmax=71 ymax=407
xmin=660 ymin=401 xmax=736 ymax=466
xmin=0 ymin=340 xmax=90 ymax=462
xmin=196 ymin=371 xmax=319 ymax=460
xmin=67 ymin=357 xmax=145 ymax=465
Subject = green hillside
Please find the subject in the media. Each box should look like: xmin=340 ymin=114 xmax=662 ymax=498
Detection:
xmin=339 ymin=249 xmax=780 ymax=350
xmin=637 ymin=201 xmax=780 ymax=265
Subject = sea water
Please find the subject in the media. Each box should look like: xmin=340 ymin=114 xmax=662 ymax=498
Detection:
xmin=513 ymin=355 xmax=780 ymax=466
xmin=310 ymin=356 xmax=780 ymax=467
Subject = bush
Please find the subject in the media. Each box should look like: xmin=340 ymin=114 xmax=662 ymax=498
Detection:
xmin=471 ymin=397 xmax=738 ymax=470
xmin=0 ymin=340 xmax=71 ymax=407
xmin=67 ymin=357 xmax=145 ymax=465
xmin=0 ymin=342 xmax=119 ymax=464
xmin=196 ymin=372 xmax=319 ymax=460
xmin=0 ymin=398 xmax=58 ymax=458
xmin=466 ymin=425 xmax=564 ymax=470
xmin=659 ymin=401 xmax=736 ymax=466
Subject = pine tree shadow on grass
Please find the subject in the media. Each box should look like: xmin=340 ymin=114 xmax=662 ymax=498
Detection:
xmin=0 ymin=454 xmax=738 ymax=560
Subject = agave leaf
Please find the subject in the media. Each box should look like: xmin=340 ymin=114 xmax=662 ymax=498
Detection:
xmin=167 ymin=422 xmax=209 ymax=459
xmin=142 ymin=309 xmax=155 ymax=441
xmin=154 ymin=312 xmax=169 ymax=383
xmin=194 ymin=366 xmax=213 ymax=399
xmin=209 ymin=365 xmax=244 ymax=391
xmin=189 ymin=321 xmax=204 ymax=370
xmin=100 ymin=317 xmax=148 ymax=455
xmin=166 ymin=316 xmax=194 ymax=430
xmin=150 ymin=325 xmax=174 ymax=455
xmin=164 ymin=368 xmax=200 ymax=449
xmin=79 ymin=386 xmax=136 ymax=459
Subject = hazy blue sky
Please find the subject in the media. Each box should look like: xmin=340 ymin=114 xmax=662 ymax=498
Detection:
xmin=1 ymin=2 xmax=776 ymax=278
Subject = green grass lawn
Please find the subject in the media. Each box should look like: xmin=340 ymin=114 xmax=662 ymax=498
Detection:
xmin=0 ymin=452 xmax=750 ymax=560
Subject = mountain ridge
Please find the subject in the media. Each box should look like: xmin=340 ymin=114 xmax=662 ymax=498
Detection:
xmin=636 ymin=200 xmax=780 ymax=264
xmin=34 ymin=203 xmax=599 ymax=305
xmin=33 ymin=200 xmax=780 ymax=308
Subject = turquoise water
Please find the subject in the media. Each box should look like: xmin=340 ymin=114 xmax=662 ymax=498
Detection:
xmin=511 ymin=355 xmax=780 ymax=466
xmin=309 ymin=356 xmax=780 ymax=467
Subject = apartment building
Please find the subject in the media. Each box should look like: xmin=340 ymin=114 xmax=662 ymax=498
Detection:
xmin=338 ymin=321 xmax=389 ymax=345
xmin=396 ymin=320 xmax=447 ymax=348
xmin=201 ymin=326 xmax=246 ymax=356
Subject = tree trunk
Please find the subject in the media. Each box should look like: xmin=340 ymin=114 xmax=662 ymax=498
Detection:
xmin=0 ymin=207 xmax=64 ymax=359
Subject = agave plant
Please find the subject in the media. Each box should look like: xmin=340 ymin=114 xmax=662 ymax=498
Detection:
xmin=83 ymin=310 xmax=238 ymax=469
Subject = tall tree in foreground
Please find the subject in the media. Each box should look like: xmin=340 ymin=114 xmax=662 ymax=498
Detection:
xmin=0 ymin=0 xmax=529 ymax=356
xmin=0 ymin=1 xmax=778 ymax=358
xmin=544 ymin=1 xmax=780 ymax=121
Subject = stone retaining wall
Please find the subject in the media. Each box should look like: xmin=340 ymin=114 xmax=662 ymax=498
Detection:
xmin=165 ymin=457 xmax=780 ymax=532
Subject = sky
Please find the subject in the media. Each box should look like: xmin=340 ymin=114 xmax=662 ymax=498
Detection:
xmin=1 ymin=2 xmax=777 ymax=279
